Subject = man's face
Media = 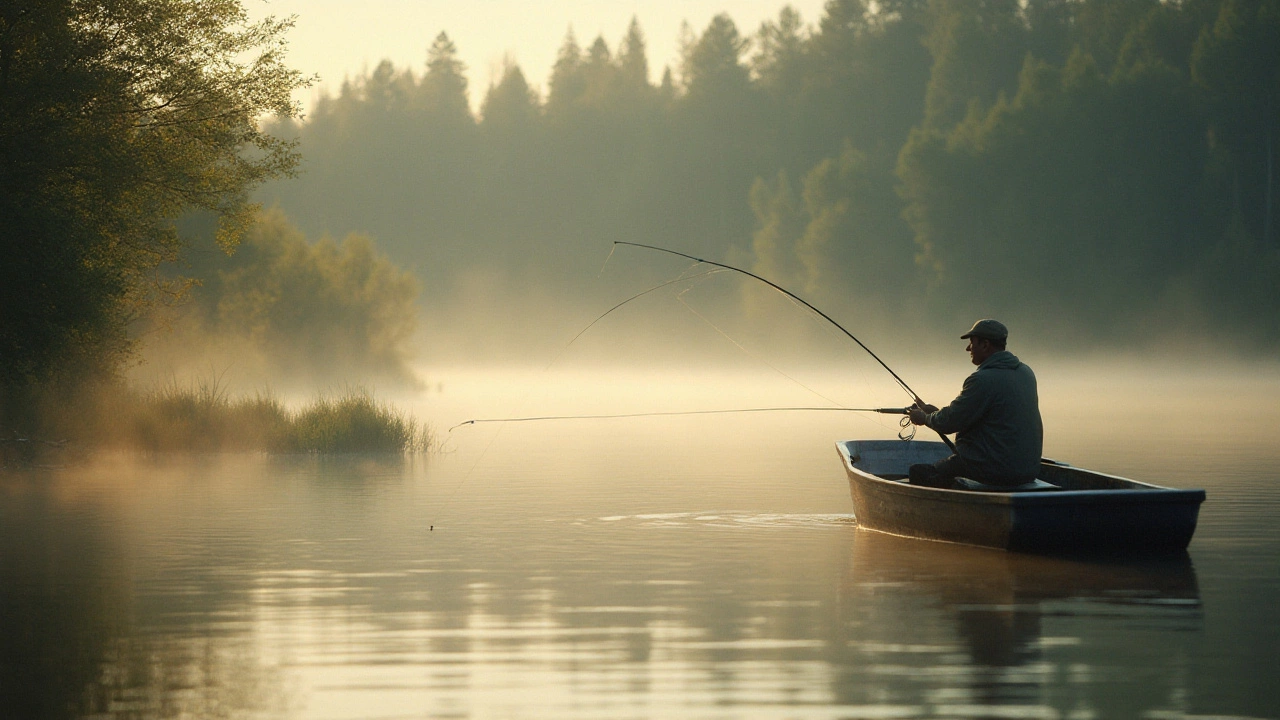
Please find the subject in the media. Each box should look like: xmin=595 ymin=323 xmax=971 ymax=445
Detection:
xmin=967 ymin=337 xmax=996 ymax=366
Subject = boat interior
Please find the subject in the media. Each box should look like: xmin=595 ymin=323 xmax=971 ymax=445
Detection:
xmin=873 ymin=473 xmax=1061 ymax=492
xmin=841 ymin=440 xmax=1158 ymax=493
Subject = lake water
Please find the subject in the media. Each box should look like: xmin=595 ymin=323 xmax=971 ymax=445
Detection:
xmin=2 ymin=364 xmax=1278 ymax=719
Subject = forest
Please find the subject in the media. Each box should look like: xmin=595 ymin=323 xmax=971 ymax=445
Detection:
xmin=263 ymin=0 xmax=1280 ymax=352
xmin=3 ymin=0 xmax=1279 ymax=436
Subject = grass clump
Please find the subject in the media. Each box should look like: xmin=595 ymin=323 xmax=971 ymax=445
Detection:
xmin=130 ymin=379 xmax=291 ymax=452
xmin=287 ymin=388 xmax=431 ymax=453
xmin=2 ymin=377 xmax=434 ymax=460
xmin=124 ymin=381 xmax=432 ymax=454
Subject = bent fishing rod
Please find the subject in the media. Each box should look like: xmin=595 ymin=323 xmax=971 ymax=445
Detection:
xmin=613 ymin=241 xmax=957 ymax=453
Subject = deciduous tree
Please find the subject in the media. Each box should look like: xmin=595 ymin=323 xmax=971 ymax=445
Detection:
xmin=0 ymin=0 xmax=308 ymax=395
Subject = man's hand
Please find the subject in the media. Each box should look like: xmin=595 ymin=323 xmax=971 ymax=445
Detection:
xmin=908 ymin=403 xmax=938 ymax=426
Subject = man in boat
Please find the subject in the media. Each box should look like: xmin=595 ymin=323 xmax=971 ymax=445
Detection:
xmin=906 ymin=319 xmax=1043 ymax=489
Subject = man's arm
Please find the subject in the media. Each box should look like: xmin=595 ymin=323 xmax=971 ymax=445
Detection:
xmin=907 ymin=404 xmax=938 ymax=425
xmin=911 ymin=374 xmax=992 ymax=434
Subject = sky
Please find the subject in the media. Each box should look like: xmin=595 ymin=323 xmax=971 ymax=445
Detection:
xmin=243 ymin=0 xmax=828 ymax=114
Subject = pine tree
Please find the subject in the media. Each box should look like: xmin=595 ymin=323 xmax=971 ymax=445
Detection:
xmin=547 ymin=29 xmax=585 ymax=115
xmin=618 ymin=17 xmax=650 ymax=90
xmin=421 ymin=32 xmax=473 ymax=125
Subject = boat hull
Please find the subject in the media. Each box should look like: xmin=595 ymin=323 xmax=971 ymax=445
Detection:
xmin=837 ymin=440 xmax=1205 ymax=554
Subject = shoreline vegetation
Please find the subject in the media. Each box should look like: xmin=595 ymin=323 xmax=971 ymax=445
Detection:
xmin=2 ymin=382 xmax=434 ymax=468
xmin=5 ymin=1 xmax=1279 ymax=466
xmin=263 ymin=2 xmax=1280 ymax=352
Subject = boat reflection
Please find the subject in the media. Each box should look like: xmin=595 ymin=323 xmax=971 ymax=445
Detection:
xmin=836 ymin=529 xmax=1202 ymax=715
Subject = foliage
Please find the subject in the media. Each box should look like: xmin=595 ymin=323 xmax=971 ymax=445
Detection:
xmin=750 ymin=142 xmax=914 ymax=314
xmin=153 ymin=208 xmax=421 ymax=387
xmin=0 ymin=0 xmax=309 ymax=392
xmin=10 ymin=0 xmax=1280 ymax=401
xmin=897 ymin=0 xmax=1280 ymax=342
xmin=681 ymin=13 xmax=752 ymax=99
xmin=919 ymin=0 xmax=1028 ymax=129
xmin=1192 ymin=0 xmax=1280 ymax=247
xmin=902 ymin=52 xmax=1201 ymax=323
xmin=255 ymin=2 xmax=1280 ymax=348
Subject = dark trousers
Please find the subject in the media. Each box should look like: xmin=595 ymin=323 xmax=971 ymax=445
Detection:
xmin=908 ymin=454 xmax=976 ymax=489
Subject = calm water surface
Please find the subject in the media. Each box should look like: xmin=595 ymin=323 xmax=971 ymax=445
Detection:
xmin=2 ymin=366 xmax=1278 ymax=719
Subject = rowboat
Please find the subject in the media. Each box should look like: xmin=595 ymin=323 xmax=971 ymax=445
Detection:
xmin=836 ymin=440 xmax=1206 ymax=554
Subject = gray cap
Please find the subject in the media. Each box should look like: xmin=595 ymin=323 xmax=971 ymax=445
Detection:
xmin=961 ymin=319 xmax=1008 ymax=341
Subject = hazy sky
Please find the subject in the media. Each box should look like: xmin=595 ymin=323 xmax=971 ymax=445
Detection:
xmin=244 ymin=0 xmax=827 ymax=114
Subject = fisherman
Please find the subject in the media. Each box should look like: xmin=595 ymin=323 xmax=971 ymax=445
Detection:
xmin=906 ymin=319 xmax=1043 ymax=489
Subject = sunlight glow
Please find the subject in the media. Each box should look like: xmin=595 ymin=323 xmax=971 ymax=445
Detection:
xmin=245 ymin=0 xmax=827 ymax=112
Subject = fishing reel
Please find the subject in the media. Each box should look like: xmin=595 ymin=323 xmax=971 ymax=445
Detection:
xmin=874 ymin=406 xmax=917 ymax=441
xmin=898 ymin=414 xmax=916 ymax=441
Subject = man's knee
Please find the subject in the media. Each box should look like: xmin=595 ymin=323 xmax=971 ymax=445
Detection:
xmin=909 ymin=462 xmax=954 ymax=488
xmin=909 ymin=454 xmax=973 ymax=488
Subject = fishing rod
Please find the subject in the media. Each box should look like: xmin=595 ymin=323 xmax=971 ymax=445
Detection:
xmin=613 ymin=241 xmax=958 ymax=453
xmin=452 ymin=406 xmax=915 ymax=433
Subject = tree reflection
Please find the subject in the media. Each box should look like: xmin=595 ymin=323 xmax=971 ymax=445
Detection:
xmin=0 ymin=474 xmax=124 ymax=719
xmin=1 ymin=454 xmax=1213 ymax=719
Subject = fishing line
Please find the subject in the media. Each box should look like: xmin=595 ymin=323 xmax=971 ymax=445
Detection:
xmin=674 ymin=290 xmax=845 ymax=411
xmin=773 ymin=290 xmax=880 ymax=395
xmin=749 ymin=286 xmax=886 ymax=423
xmin=563 ymin=266 xmax=725 ymax=350
xmin=428 ymin=262 xmax=730 ymax=530
xmin=671 ymin=270 xmax=899 ymax=435
xmin=447 ymin=271 xmax=921 ymax=438
xmin=614 ymin=241 xmax=922 ymax=402
xmin=673 ymin=292 xmax=902 ymax=436
xmin=597 ymin=242 xmax=618 ymax=277
xmin=614 ymin=241 xmax=952 ymax=451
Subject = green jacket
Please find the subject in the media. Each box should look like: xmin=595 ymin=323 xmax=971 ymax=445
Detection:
xmin=925 ymin=351 xmax=1043 ymax=484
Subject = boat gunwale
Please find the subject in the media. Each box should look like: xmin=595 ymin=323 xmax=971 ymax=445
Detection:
xmin=836 ymin=441 xmax=1206 ymax=507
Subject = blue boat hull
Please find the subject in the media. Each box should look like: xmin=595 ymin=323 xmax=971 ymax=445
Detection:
xmin=837 ymin=440 xmax=1205 ymax=554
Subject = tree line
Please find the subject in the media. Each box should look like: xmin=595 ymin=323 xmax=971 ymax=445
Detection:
xmin=4 ymin=0 xmax=1279 ymax=426
xmin=264 ymin=0 xmax=1279 ymax=348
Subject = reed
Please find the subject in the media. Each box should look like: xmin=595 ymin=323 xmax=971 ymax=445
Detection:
xmin=123 ymin=381 xmax=431 ymax=454
xmin=128 ymin=379 xmax=290 ymax=452
xmin=286 ymin=388 xmax=432 ymax=453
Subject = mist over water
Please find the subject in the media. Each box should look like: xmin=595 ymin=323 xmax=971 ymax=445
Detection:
xmin=4 ymin=363 xmax=1278 ymax=719
xmin=7 ymin=1 xmax=1280 ymax=717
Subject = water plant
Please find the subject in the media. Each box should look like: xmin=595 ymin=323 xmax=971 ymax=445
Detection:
xmin=123 ymin=380 xmax=431 ymax=454
xmin=286 ymin=388 xmax=432 ymax=453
